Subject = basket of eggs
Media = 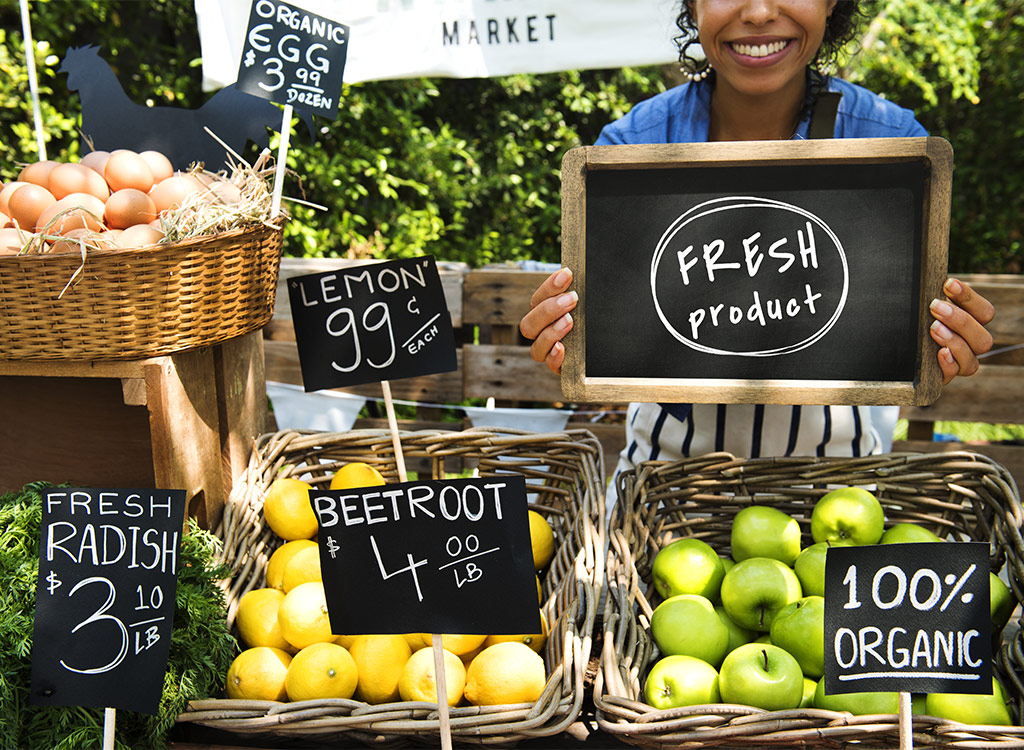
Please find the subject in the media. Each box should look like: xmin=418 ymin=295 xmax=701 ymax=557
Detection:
xmin=0 ymin=148 xmax=285 ymax=361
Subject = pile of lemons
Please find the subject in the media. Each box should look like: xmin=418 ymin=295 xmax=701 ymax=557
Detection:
xmin=225 ymin=462 xmax=558 ymax=707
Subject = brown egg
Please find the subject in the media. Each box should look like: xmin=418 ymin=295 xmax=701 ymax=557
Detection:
xmin=206 ymin=180 xmax=241 ymax=205
xmin=35 ymin=193 xmax=106 ymax=234
xmin=149 ymin=173 xmax=203 ymax=214
xmin=0 ymin=209 xmax=12 ymax=228
xmin=18 ymin=160 xmax=60 ymax=187
xmin=47 ymin=227 xmax=98 ymax=255
xmin=48 ymin=162 xmax=110 ymax=202
xmin=80 ymin=150 xmax=111 ymax=175
xmin=104 ymin=188 xmax=157 ymax=229
xmin=7 ymin=184 xmax=57 ymax=232
xmin=104 ymin=150 xmax=155 ymax=193
xmin=139 ymin=150 xmax=174 ymax=183
xmin=0 ymin=227 xmax=28 ymax=255
xmin=115 ymin=223 xmax=164 ymax=248
xmin=0 ymin=181 xmax=28 ymax=216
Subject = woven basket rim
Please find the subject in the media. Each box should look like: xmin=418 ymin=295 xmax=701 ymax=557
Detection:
xmin=596 ymin=450 xmax=1024 ymax=748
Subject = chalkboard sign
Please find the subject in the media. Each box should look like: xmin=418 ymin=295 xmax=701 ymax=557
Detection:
xmin=560 ymin=138 xmax=952 ymax=406
xmin=310 ymin=476 xmax=542 ymax=635
xmin=236 ymin=0 xmax=349 ymax=119
xmin=823 ymin=542 xmax=991 ymax=695
xmin=30 ymin=488 xmax=186 ymax=714
xmin=288 ymin=255 xmax=458 ymax=391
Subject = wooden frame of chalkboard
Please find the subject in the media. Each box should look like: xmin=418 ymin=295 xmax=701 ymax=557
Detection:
xmin=560 ymin=137 xmax=952 ymax=406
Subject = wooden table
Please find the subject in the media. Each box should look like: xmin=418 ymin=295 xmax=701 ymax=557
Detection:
xmin=0 ymin=331 xmax=270 ymax=530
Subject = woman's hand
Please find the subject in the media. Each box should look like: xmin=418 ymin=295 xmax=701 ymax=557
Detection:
xmin=519 ymin=267 xmax=578 ymax=374
xmin=930 ymin=277 xmax=995 ymax=385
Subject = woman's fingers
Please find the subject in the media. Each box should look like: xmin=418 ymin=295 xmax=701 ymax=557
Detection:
xmin=528 ymin=266 xmax=573 ymax=310
xmin=929 ymin=277 xmax=995 ymax=384
xmin=529 ymin=312 xmax=573 ymax=373
xmin=519 ymin=267 xmax=577 ymax=375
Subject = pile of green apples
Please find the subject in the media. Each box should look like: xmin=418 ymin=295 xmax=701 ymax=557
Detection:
xmin=643 ymin=486 xmax=1017 ymax=725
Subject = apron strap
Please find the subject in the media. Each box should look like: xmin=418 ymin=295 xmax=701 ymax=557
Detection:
xmin=808 ymin=90 xmax=842 ymax=139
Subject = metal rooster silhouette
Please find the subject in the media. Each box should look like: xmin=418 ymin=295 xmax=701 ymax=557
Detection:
xmin=59 ymin=45 xmax=314 ymax=173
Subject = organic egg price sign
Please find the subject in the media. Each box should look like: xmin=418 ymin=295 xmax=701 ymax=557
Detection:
xmin=29 ymin=488 xmax=186 ymax=714
xmin=310 ymin=476 xmax=542 ymax=635
xmin=823 ymin=541 xmax=992 ymax=696
xmin=287 ymin=255 xmax=458 ymax=391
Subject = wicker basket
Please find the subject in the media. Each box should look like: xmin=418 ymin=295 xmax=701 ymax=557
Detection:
xmin=596 ymin=451 xmax=1024 ymax=748
xmin=177 ymin=427 xmax=605 ymax=747
xmin=0 ymin=220 xmax=284 ymax=360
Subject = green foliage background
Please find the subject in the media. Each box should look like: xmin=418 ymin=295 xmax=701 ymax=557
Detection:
xmin=0 ymin=0 xmax=1019 ymax=273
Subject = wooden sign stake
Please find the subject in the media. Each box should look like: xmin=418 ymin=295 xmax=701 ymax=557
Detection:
xmin=899 ymin=691 xmax=913 ymax=749
xmin=103 ymin=707 xmax=115 ymax=750
xmin=380 ymin=381 xmax=453 ymax=750
xmin=271 ymin=103 xmax=292 ymax=218
xmin=19 ymin=0 xmax=46 ymax=159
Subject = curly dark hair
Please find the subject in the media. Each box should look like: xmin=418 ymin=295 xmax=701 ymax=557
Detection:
xmin=675 ymin=0 xmax=869 ymax=78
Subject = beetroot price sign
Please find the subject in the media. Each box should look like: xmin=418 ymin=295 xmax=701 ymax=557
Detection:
xmin=287 ymin=255 xmax=457 ymax=391
xmin=30 ymin=489 xmax=186 ymax=714
xmin=310 ymin=476 xmax=541 ymax=635
xmin=823 ymin=542 xmax=991 ymax=696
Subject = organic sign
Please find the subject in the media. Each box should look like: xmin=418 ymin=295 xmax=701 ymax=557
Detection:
xmin=287 ymin=255 xmax=458 ymax=392
xmin=236 ymin=0 xmax=349 ymax=118
xmin=310 ymin=476 xmax=542 ymax=635
xmin=560 ymin=138 xmax=952 ymax=406
xmin=823 ymin=542 xmax=991 ymax=695
xmin=30 ymin=488 xmax=186 ymax=714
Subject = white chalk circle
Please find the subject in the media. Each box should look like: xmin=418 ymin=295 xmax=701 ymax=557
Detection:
xmin=650 ymin=196 xmax=849 ymax=357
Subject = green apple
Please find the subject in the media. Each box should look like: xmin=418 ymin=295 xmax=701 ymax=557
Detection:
xmin=718 ymin=643 xmax=803 ymax=710
xmin=811 ymin=487 xmax=885 ymax=545
xmin=911 ymin=693 xmax=927 ymax=714
xmin=754 ymin=633 xmax=772 ymax=644
xmin=652 ymin=538 xmax=726 ymax=600
xmin=813 ymin=678 xmax=898 ymax=714
xmin=793 ymin=540 xmax=855 ymax=597
xmin=769 ymin=596 xmax=825 ymax=678
xmin=651 ymin=594 xmax=730 ymax=666
xmin=720 ymin=556 xmax=735 ymax=574
xmin=720 ymin=557 xmax=803 ymax=632
xmin=800 ymin=677 xmax=817 ymax=708
xmin=715 ymin=605 xmax=754 ymax=656
xmin=644 ymin=655 xmax=721 ymax=710
xmin=880 ymin=522 xmax=943 ymax=544
xmin=990 ymin=572 xmax=1014 ymax=634
xmin=925 ymin=677 xmax=1013 ymax=725
xmin=730 ymin=506 xmax=802 ymax=566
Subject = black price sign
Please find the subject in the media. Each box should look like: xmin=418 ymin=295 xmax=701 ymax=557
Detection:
xmin=30 ymin=489 xmax=186 ymax=714
xmin=310 ymin=476 xmax=542 ymax=635
xmin=237 ymin=0 xmax=349 ymax=118
xmin=824 ymin=542 xmax=991 ymax=695
xmin=288 ymin=255 xmax=458 ymax=391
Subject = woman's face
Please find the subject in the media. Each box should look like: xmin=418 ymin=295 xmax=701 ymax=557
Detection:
xmin=692 ymin=0 xmax=837 ymax=97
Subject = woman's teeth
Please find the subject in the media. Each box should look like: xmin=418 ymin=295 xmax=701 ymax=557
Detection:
xmin=732 ymin=40 xmax=788 ymax=58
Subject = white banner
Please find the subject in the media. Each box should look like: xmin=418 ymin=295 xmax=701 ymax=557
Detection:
xmin=196 ymin=0 xmax=680 ymax=90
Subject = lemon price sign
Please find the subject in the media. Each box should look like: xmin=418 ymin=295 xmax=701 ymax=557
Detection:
xmin=29 ymin=488 xmax=186 ymax=714
xmin=310 ymin=476 xmax=542 ymax=635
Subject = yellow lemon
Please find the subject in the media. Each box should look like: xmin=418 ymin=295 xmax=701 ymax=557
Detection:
xmin=285 ymin=642 xmax=359 ymax=702
xmin=278 ymin=581 xmax=337 ymax=650
xmin=399 ymin=647 xmax=466 ymax=706
xmin=330 ymin=462 xmax=387 ymax=490
xmin=349 ymin=634 xmax=413 ymax=704
xmin=235 ymin=587 xmax=296 ymax=653
xmin=225 ymin=646 xmax=292 ymax=701
xmin=415 ymin=633 xmax=487 ymax=656
xmin=266 ymin=539 xmax=318 ymax=591
xmin=335 ymin=635 xmax=358 ymax=649
xmin=464 ymin=642 xmax=546 ymax=706
xmin=281 ymin=544 xmax=323 ymax=592
xmin=459 ymin=643 xmax=485 ymax=667
xmin=528 ymin=510 xmax=556 ymax=571
xmin=483 ymin=612 xmax=549 ymax=654
xmin=263 ymin=477 xmax=318 ymax=540
xmin=402 ymin=633 xmax=424 ymax=650
xmin=536 ymin=575 xmax=543 ymax=605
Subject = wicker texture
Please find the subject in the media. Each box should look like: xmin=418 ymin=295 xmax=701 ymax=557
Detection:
xmin=178 ymin=427 xmax=606 ymax=747
xmin=0 ymin=221 xmax=283 ymax=360
xmin=597 ymin=451 xmax=1024 ymax=749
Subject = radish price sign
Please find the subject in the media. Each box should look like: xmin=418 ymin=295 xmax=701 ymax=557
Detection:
xmin=236 ymin=0 xmax=349 ymax=118
xmin=823 ymin=542 xmax=991 ymax=695
xmin=30 ymin=488 xmax=186 ymax=714
xmin=287 ymin=255 xmax=457 ymax=391
xmin=310 ymin=476 xmax=542 ymax=635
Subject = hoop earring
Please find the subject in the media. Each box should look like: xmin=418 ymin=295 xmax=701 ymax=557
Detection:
xmin=680 ymin=59 xmax=711 ymax=82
